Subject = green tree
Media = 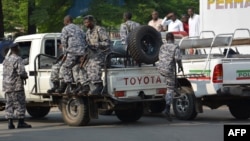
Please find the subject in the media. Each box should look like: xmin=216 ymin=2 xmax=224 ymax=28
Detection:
xmin=2 ymin=0 xmax=72 ymax=34
xmin=86 ymin=0 xmax=199 ymax=28
xmin=30 ymin=0 xmax=72 ymax=33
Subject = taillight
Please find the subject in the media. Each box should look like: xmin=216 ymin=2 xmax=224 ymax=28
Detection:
xmin=213 ymin=64 xmax=223 ymax=83
xmin=114 ymin=91 xmax=125 ymax=97
xmin=156 ymin=88 xmax=167 ymax=94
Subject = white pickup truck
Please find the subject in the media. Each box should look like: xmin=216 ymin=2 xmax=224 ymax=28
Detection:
xmin=177 ymin=29 xmax=250 ymax=120
xmin=1 ymin=25 xmax=250 ymax=126
xmin=0 ymin=26 xmax=172 ymax=126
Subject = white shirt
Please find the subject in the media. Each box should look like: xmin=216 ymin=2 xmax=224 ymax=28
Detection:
xmin=168 ymin=19 xmax=184 ymax=32
xmin=148 ymin=18 xmax=163 ymax=31
xmin=189 ymin=14 xmax=200 ymax=37
xmin=161 ymin=17 xmax=184 ymax=32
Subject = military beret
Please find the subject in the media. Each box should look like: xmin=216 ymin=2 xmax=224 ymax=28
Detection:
xmin=9 ymin=43 xmax=19 ymax=48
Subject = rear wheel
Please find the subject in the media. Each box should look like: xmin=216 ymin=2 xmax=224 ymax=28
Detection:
xmin=228 ymin=101 xmax=250 ymax=120
xmin=173 ymin=87 xmax=197 ymax=120
xmin=115 ymin=103 xmax=144 ymax=122
xmin=61 ymin=97 xmax=90 ymax=126
xmin=26 ymin=106 xmax=50 ymax=118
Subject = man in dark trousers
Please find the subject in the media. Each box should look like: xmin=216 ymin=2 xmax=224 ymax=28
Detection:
xmin=3 ymin=43 xmax=32 ymax=129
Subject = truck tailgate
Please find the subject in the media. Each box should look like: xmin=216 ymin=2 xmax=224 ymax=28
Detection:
xmin=106 ymin=66 xmax=166 ymax=97
xmin=222 ymin=58 xmax=250 ymax=85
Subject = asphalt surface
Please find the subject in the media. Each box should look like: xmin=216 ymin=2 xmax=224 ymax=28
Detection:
xmin=0 ymin=106 xmax=249 ymax=141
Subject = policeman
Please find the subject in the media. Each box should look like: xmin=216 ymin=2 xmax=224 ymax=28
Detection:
xmin=79 ymin=15 xmax=110 ymax=95
xmin=156 ymin=32 xmax=182 ymax=121
xmin=56 ymin=15 xmax=86 ymax=93
xmin=3 ymin=43 xmax=32 ymax=129
xmin=120 ymin=12 xmax=140 ymax=45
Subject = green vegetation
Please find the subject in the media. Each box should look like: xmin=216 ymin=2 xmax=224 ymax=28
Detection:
xmin=0 ymin=0 xmax=199 ymax=38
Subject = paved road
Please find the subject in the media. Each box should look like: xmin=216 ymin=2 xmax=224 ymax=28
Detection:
xmin=0 ymin=106 xmax=249 ymax=141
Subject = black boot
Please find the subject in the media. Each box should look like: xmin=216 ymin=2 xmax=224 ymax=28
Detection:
xmin=65 ymin=83 xmax=74 ymax=94
xmin=162 ymin=104 xmax=172 ymax=122
xmin=17 ymin=119 xmax=32 ymax=128
xmin=47 ymin=81 xmax=59 ymax=93
xmin=55 ymin=81 xmax=67 ymax=93
xmin=72 ymin=83 xmax=82 ymax=94
xmin=91 ymin=83 xmax=103 ymax=95
xmin=8 ymin=119 xmax=15 ymax=129
xmin=78 ymin=84 xmax=90 ymax=94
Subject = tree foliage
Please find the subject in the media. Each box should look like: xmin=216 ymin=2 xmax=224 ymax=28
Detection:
xmin=2 ymin=0 xmax=72 ymax=34
xmin=30 ymin=0 xmax=72 ymax=32
xmin=86 ymin=0 xmax=199 ymax=28
xmin=1 ymin=0 xmax=199 ymax=35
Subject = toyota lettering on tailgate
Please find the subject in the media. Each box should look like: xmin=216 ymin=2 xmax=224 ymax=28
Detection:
xmin=123 ymin=76 xmax=165 ymax=85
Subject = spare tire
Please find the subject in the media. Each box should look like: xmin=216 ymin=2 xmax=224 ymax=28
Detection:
xmin=127 ymin=25 xmax=162 ymax=64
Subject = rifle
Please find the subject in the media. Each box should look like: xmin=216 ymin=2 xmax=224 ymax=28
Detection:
xmin=79 ymin=53 xmax=89 ymax=68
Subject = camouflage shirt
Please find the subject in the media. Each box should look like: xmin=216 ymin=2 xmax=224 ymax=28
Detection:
xmin=156 ymin=43 xmax=182 ymax=76
xmin=85 ymin=25 xmax=110 ymax=51
xmin=61 ymin=23 xmax=86 ymax=55
xmin=2 ymin=54 xmax=28 ymax=92
xmin=120 ymin=20 xmax=140 ymax=44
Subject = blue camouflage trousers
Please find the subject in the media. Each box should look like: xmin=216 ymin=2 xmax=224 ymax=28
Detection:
xmin=165 ymin=73 xmax=175 ymax=105
xmin=50 ymin=61 xmax=63 ymax=82
xmin=50 ymin=61 xmax=79 ymax=83
xmin=61 ymin=54 xmax=79 ymax=83
xmin=5 ymin=91 xmax=26 ymax=119
xmin=79 ymin=54 xmax=103 ymax=84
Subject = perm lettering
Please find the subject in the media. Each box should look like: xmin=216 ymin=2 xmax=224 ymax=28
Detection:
xmin=124 ymin=76 xmax=163 ymax=85
xmin=208 ymin=0 xmax=250 ymax=9
xmin=228 ymin=129 xmax=247 ymax=136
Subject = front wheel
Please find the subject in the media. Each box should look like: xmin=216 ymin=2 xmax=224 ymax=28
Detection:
xmin=26 ymin=106 xmax=50 ymax=118
xmin=115 ymin=103 xmax=144 ymax=122
xmin=173 ymin=87 xmax=197 ymax=120
xmin=61 ymin=97 xmax=90 ymax=126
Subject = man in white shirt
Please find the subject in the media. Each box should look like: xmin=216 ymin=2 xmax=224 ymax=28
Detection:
xmin=161 ymin=13 xmax=184 ymax=32
xmin=148 ymin=11 xmax=163 ymax=32
xmin=188 ymin=7 xmax=200 ymax=37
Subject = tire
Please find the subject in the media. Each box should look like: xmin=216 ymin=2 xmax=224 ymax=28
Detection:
xmin=115 ymin=103 xmax=143 ymax=122
xmin=173 ymin=87 xmax=197 ymax=120
xmin=127 ymin=25 xmax=162 ymax=64
xmin=149 ymin=101 xmax=166 ymax=113
xmin=26 ymin=106 xmax=50 ymax=118
xmin=228 ymin=101 xmax=250 ymax=120
xmin=61 ymin=97 xmax=90 ymax=126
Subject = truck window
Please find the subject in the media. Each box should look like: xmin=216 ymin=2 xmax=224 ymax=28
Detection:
xmin=44 ymin=39 xmax=61 ymax=57
xmin=44 ymin=40 xmax=56 ymax=57
xmin=18 ymin=41 xmax=31 ymax=59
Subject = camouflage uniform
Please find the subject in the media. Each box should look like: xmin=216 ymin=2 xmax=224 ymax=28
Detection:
xmin=60 ymin=23 xmax=86 ymax=83
xmin=156 ymin=42 xmax=181 ymax=105
xmin=81 ymin=25 xmax=110 ymax=85
xmin=3 ymin=54 xmax=28 ymax=119
xmin=120 ymin=20 xmax=140 ymax=45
